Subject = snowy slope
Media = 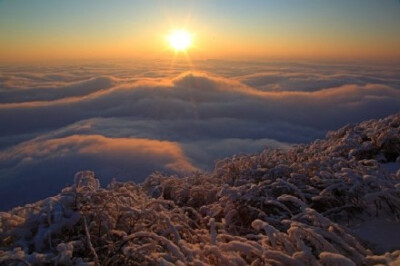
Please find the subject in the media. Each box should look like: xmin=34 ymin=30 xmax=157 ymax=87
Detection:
xmin=0 ymin=113 xmax=399 ymax=265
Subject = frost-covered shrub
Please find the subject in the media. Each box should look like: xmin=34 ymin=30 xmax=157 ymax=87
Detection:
xmin=1 ymin=114 xmax=399 ymax=265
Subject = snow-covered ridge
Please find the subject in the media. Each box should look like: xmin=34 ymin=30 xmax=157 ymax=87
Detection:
xmin=1 ymin=113 xmax=399 ymax=265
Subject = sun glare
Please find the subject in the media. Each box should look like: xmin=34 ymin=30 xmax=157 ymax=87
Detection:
xmin=168 ymin=30 xmax=192 ymax=52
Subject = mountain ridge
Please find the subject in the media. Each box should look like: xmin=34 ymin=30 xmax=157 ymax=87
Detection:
xmin=1 ymin=113 xmax=399 ymax=265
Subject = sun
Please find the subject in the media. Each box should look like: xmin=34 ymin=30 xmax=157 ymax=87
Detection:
xmin=168 ymin=30 xmax=192 ymax=52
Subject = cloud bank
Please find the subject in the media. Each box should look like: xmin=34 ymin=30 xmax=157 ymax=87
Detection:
xmin=0 ymin=60 xmax=399 ymax=209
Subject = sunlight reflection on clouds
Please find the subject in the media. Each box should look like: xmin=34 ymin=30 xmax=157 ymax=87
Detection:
xmin=0 ymin=60 xmax=399 ymax=209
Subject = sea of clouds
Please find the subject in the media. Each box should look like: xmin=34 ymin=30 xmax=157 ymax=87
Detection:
xmin=0 ymin=59 xmax=399 ymax=210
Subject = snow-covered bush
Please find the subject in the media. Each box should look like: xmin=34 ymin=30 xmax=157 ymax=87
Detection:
xmin=1 ymin=113 xmax=399 ymax=265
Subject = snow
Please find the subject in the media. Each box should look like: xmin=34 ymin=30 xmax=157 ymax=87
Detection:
xmin=382 ymin=162 xmax=400 ymax=174
xmin=352 ymin=217 xmax=400 ymax=254
xmin=319 ymin=252 xmax=356 ymax=266
xmin=0 ymin=113 xmax=399 ymax=265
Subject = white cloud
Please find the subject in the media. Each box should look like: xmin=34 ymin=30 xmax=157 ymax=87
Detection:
xmin=0 ymin=60 xmax=399 ymax=209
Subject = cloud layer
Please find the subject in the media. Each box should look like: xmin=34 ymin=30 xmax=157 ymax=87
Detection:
xmin=0 ymin=60 xmax=399 ymax=210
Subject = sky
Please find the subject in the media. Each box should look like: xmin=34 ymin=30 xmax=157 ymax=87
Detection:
xmin=0 ymin=0 xmax=400 ymax=62
xmin=0 ymin=1 xmax=399 ymax=210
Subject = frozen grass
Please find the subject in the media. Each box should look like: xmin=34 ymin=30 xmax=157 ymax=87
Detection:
xmin=1 ymin=113 xmax=399 ymax=265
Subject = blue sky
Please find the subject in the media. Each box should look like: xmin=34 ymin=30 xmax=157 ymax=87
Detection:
xmin=0 ymin=0 xmax=399 ymax=61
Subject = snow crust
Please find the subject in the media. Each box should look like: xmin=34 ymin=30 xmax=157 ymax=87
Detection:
xmin=0 ymin=113 xmax=399 ymax=265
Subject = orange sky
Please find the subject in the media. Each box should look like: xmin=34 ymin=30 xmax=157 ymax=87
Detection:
xmin=0 ymin=0 xmax=399 ymax=63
